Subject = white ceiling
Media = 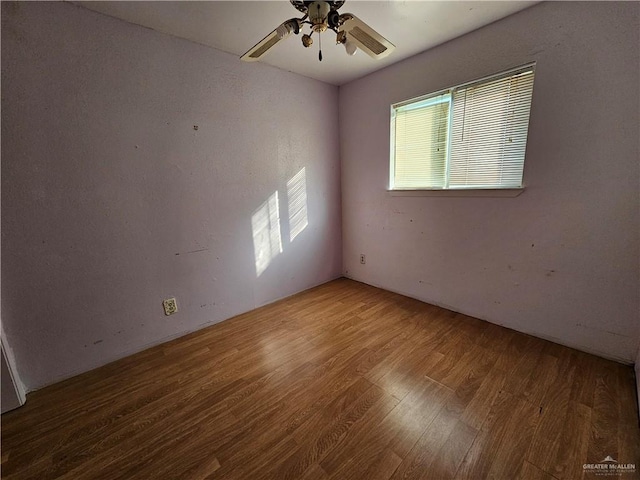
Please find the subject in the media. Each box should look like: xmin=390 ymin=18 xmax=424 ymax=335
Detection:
xmin=75 ymin=1 xmax=538 ymax=86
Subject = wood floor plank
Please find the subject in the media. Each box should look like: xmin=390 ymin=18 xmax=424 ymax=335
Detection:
xmin=454 ymin=391 xmax=536 ymax=479
xmin=458 ymin=363 xmax=507 ymax=431
xmin=317 ymin=390 xmax=401 ymax=475
xmin=616 ymin=365 xmax=640 ymax=479
xmin=390 ymin=400 xmax=477 ymax=480
xmin=520 ymin=353 xmax=558 ymax=408
xmin=585 ymin=363 xmax=620 ymax=466
xmin=214 ymin=436 xmax=299 ymax=480
xmin=289 ymin=376 xmax=373 ymax=444
xmin=381 ymin=376 xmax=453 ymax=459
xmin=327 ymin=447 xmax=402 ymax=480
xmin=268 ymin=383 xmax=389 ymax=480
xmin=519 ymin=460 xmax=559 ymax=480
xmin=485 ymin=396 xmax=540 ymax=479
xmin=541 ymin=401 xmax=592 ymax=480
xmin=2 ymin=278 xmax=638 ymax=480
xmin=425 ymin=420 xmax=479 ymax=480
xmin=298 ymin=463 xmax=330 ymax=480
xmin=525 ymin=349 xmax=578 ymax=468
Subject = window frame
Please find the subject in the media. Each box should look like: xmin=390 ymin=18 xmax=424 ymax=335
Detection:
xmin=389 ymin=63 xmax=535 ymax=194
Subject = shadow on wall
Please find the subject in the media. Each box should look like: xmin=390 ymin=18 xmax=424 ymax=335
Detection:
xmin=251 ymin=167 xmax=308 ymax=277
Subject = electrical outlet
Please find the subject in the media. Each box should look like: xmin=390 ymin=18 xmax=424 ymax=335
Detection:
xmin=163 ymin=298 xmax=178 ymax=316
xmin=360 ymin=254 xmax=366 ymax=264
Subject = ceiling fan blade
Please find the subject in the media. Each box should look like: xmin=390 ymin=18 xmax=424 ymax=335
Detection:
xmin=240 ymin=28 xmax=282 ymax=62
xmin=339 ymin=14 xmax=395 ymax=59
xmin=241 ymin=18 xmax=301 ymax=62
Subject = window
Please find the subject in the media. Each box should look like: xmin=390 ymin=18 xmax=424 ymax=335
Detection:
xmin=390 ymin=64 xmax=535 ymax=190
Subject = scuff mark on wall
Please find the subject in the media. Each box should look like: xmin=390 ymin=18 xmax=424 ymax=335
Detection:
xmin=175 ymin=248 xmax=210 ymax=256
xmin=575 ymin=323 xmax=630 ymax=339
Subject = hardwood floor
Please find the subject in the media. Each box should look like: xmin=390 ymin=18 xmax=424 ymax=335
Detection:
xmin=2 ymin=278 xmax=639 ymax=479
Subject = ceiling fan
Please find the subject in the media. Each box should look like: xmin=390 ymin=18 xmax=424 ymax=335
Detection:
xmin=241 ymin=0 xmax=395 ymax=62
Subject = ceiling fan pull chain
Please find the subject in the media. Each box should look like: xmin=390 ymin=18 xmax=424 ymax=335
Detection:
xmin=319 ymin=32 xmax=323 ymax=61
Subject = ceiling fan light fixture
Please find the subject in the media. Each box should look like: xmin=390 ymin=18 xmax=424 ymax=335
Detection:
xmin=275 ymin=23 xmax=289 ymax=40
xmin=276 ymin=18 xmax=300 ymax=39
xmin=302 ymin=34 xmax=313 ymax=47
xmin=344 ymin=38 xmax=357 ymax=56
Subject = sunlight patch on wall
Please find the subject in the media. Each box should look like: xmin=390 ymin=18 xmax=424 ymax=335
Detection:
xmin=252 ymin=191 xmax=283 ymax=277
xmin=287 ymin=168 xmax=308 ymax=242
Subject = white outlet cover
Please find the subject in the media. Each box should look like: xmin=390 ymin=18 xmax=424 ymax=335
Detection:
xmin=163 ymin=298 xmax=178 ymax=316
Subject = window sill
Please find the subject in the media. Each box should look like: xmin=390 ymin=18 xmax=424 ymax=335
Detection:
xmin=387 ymin=188 xmax=525 ymax=197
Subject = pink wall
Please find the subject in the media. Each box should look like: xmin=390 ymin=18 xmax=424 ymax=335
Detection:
xmin=340 ymin=2 xmax=639 ymax=363
xmin=2 ymin=1 xmax=638 ymax=394
xmin=1 ymin=2 xmax=342 ymax=391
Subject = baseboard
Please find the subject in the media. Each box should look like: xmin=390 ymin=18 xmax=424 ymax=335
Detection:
xmin=342 ymin=273 xmax=634 ymax=366
xmin=25 ymin=274 xmax=345 ymax=394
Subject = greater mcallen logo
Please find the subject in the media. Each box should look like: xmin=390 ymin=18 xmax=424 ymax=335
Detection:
xmin=583 ymin=456 xmax=636 ymax=476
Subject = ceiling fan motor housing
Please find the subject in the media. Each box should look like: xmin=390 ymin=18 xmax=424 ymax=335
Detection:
xmin=327 ymin=9 xmax=340 ymax=29
xmin=290 ymin=0 xmax=345 ymax=15
xmin=309 ymin=1 xmax=331 ymax=32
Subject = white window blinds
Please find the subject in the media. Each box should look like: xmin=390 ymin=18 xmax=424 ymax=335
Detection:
xmin=392 ymin=94 xmax=450 ymax=189
xmin=390 ymin=65 xmax=535 ymax=190
xmin=449 ymin=69 xmax=535 ymax=188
